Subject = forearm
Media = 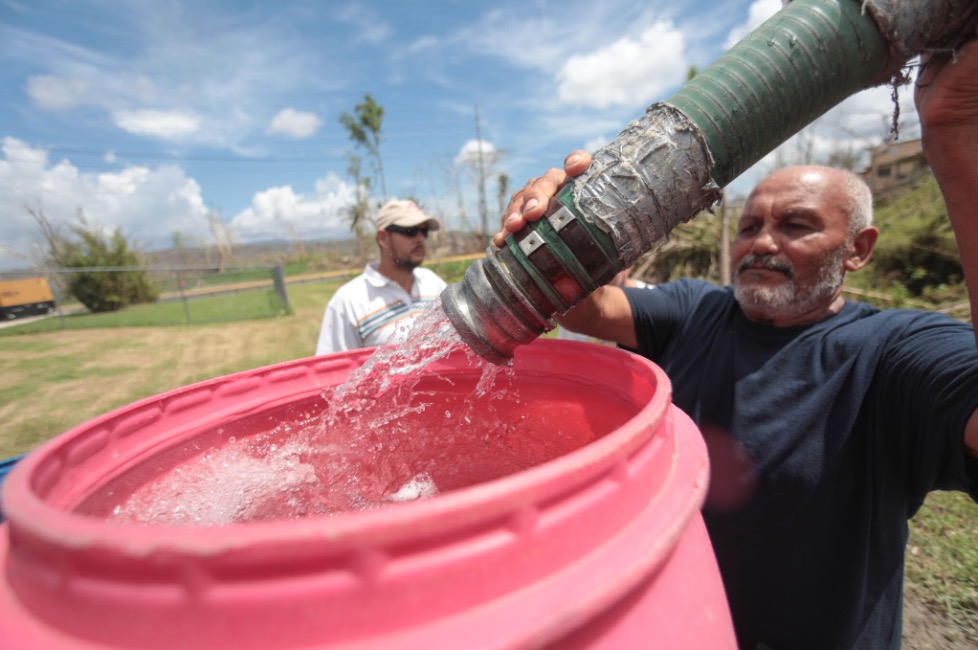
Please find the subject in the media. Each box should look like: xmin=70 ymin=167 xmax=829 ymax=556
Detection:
xmin=926 ymin=127 xmax=978 ymax=334
xmin=927 ymin=130 xmax=978 ymax=457
xmin=555 ymin=285 xmax=638 ymax=349
xmin=915 ymin=28 xmax=978 ymax=340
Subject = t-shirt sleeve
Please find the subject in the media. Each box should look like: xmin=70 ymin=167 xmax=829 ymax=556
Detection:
xmin=624 ymin=279 xmax=710 ymax=360
xmin=872 ymin=313 xmax=978 ymax=503
xmin=315 ymin=296 xmax=361 ymax=355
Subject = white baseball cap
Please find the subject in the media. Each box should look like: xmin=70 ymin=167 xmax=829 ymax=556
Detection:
xmin=376 ymin=199 xmax=441 ymax=231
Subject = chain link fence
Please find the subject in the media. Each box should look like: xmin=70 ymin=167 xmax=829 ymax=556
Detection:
xmin=0 ymin=264 xmax=291 ymax=332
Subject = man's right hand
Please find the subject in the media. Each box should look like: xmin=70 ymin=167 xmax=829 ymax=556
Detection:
xmin=490 ymin=148 xmax=636 ymax=349
xmin=491 ymin=150 xmax=593 ymax=248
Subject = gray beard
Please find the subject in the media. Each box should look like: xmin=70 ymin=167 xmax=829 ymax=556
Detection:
xmin=733 ymin=247 xmax=848 ymax=322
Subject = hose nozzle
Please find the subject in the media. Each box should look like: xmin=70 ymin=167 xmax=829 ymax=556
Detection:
xmin=442 ymin=191 xmax=622 ymax=364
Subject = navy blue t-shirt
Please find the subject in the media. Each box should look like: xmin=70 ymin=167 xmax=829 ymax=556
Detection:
xmin=625 ymin=279 xmax=978 ymax=650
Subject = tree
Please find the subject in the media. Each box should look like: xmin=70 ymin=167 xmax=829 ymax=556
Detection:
xmin=340 ymin=94 xmax=387 ymax=200
xmin=456 ymin=137 xmax=505 ymax=237
xmin=860 ymin=174 xmax=962 ymax=299
xmin=206 ymin=209 xmax=235 ymax=270
xmin=644 ymin=212 xmax=725 ymax=285
xmin=825 ymin=144 xmax=861 ymax=171
xmin=342 ymin=155 xmax=373 ymax=262
xmin=426 ymin=153 xmax=476 ymax=233
xmin=276 ymin=210 xmax=306 ymax=261
xmin=26 ymin=204 xmax=158 ymax=312
xmin=475 ymin=105 xmax=489 ymax=236
xmin=497 ymin=173 xmax=509 ymax=222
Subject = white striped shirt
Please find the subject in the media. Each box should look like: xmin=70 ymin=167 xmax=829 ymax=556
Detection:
xmin=315 ymin=263 xmax=447 ymax=355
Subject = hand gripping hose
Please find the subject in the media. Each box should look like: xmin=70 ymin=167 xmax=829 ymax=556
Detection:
xmin=442 ymin=0 xmax=978 ymax=363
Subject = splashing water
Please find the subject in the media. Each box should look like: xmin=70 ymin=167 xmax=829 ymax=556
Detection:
xmin=101 ymin=302 xmax=632 ymax=526
xmin=321 ymin=301 xmax=483 ymax=433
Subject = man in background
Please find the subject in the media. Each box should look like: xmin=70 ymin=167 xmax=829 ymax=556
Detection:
xmin=316 ymin=199 xmax=446 ymax=354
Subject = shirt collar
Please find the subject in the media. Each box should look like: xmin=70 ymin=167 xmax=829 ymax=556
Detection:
xmin=363 ymin=262 xmax=418 ymax=292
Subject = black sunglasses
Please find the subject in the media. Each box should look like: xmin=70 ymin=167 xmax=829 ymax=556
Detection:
xmin=386 ymin=224 xmax=430 ymax=238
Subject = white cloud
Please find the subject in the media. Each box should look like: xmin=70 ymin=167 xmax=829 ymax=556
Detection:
xmin=557 ymin=22 xmax=688 ymax=109
xmin=267 ymin=108 xmax=323 ymax=139
xmin=460 ymin=2 xmax=673 ymax=76
xmin=724 ymin=0 xmax=784 ymax=49
xmin=725 ymin=84 xmax=919 ymax=197
xmin=461 ymin=10 xmax=571 ymax=73
xmin=25 ymin=74 xmax=91 ymax=110
xmin=454 ymin=140 xmax=498 ymax=167
xmin=112 ymin=109 xmax=201 ymax=138
xmin=229 ymin=173 xmax=357 ymax=243
xmin=0 ymin=138 xmax=370 ymax=270
xmin=6 ymin=11 xmax=324 ymax=151
xmin=827 ymin=84 xmax=920 ymax=140
xmin=0 ymin=138 xmax=212 ymax=269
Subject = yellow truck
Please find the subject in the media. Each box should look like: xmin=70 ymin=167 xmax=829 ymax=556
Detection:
xmin=0 ymin=277 xmax=56 ymax=320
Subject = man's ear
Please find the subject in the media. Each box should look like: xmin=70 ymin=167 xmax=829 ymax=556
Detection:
xmin=377 ymin=231 xmax=389 ymax=251
xmin=845 ymin=226 xmax=879 ymax=272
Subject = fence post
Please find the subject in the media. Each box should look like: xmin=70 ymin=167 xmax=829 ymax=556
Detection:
xmin=46 ymin=271 xmax=68 ymax=330
xmin=178 ymin=275 xmax=192 ymax=324
xmin=272 ymin=264 xmax=292 ymax=314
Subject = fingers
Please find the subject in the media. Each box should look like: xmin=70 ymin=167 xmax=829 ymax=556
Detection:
xmin=491 ymin=150 xmax=594 ymax=248
xmin=563 ymin=149 xmax=592 ymax=177
xmin=519 ymin=167 xmax=568 ymax=219
xmin=492 ymin=167 xmax=566 ymax=247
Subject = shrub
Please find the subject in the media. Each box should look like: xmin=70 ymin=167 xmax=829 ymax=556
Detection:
xmin=57 ymin=222 xmax=158 ymax=312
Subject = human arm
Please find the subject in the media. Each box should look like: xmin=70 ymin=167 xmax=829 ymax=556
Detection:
xmin=555 ymin=285 xmax=638 ymax=349
xmin=914 ymin=26 xmax=978 ymax=456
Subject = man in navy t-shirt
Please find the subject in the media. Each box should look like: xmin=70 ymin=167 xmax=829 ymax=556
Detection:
xmin=495 ymin=30 xmax=978 ymax=650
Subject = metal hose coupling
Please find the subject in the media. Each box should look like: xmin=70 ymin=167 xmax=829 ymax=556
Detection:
xmin=440 ymin=185 xmax=622 ymax=365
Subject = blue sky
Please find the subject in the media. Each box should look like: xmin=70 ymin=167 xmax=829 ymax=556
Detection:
xmin=0 ymin=0 xmax=920 ymax=270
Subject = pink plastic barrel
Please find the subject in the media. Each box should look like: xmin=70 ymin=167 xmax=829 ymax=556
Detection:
xmin=0 ymin=339 xmax=735 ymax=649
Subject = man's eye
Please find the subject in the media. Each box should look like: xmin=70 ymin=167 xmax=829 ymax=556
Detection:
xmin=784 ymin=222 xmax=813 ymax=232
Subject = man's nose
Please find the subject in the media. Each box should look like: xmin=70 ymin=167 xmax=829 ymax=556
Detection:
xmin=750 ymin=227 xmax=778 ymax=254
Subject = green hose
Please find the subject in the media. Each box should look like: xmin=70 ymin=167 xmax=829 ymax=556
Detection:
xmin=669 ymin=0 xmax=890 ymax=187
xmin=441 ymin=0 xmax=964 ymax=363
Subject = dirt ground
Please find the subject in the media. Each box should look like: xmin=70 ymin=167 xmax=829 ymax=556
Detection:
xmin=903 ymin=588 xmax=978 ymax=649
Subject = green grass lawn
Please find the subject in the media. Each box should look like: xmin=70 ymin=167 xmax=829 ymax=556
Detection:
xmin=906 ymin=491 xmax=978 ymax=632
xmin=0 ymin=281 xmax=336 ymax=457
xmin=1 ymin=288 xmax=290 ymax=334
